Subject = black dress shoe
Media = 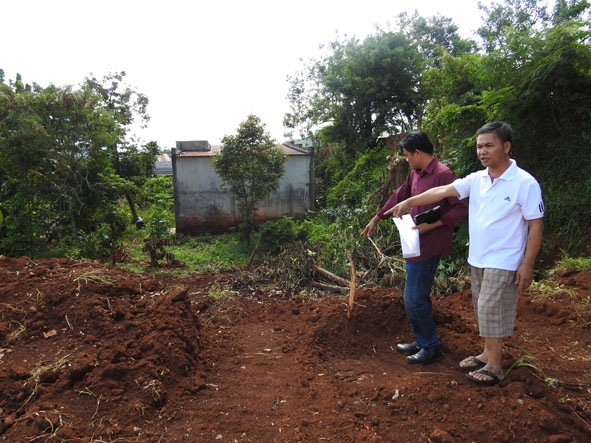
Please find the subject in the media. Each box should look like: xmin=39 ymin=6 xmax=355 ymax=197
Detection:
xmin=396 ymin=342 xmax=420 ymax=354
xmin=407 ymin=346 xmax=444 ymax=365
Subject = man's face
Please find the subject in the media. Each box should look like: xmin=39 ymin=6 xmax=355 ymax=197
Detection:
xmin=402 ymin=148 xmax=421 ymax=170
xmin=476 ymin=132 xmax=511 ymax=169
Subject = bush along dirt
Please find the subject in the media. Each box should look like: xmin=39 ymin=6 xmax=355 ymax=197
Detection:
xmin=0 ymin=256 xmax=590 ymax=442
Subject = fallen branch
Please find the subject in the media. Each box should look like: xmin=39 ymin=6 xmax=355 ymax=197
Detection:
xmin=313 ymin=264 xmax=351 ymax=287
xmin=311 ymin=282 xmax=349 ymax=292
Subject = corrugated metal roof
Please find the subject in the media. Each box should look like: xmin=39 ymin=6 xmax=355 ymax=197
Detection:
xmin=154 ymin=153 xmax=173 ymax=175
xmin=176 ymin=143 xmax=310 ymax=157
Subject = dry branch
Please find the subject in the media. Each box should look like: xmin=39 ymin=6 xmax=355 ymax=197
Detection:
xmin=346 ymin=250 xmax=357 ymax=319
xmin=366 ymin=236 xmax=405 ymax=272
xmin=313 ymin=264 xmax=351 ymax=287
xmin=311 ymin=282 xmax=349 ymax=292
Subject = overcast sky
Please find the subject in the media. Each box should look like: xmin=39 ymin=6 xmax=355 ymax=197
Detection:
xmin=2 ymin=0 xmax=485 ymax=149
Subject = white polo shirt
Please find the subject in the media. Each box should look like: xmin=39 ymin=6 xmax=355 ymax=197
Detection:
xmin=453 ymin=160 xmax=544 ymax=271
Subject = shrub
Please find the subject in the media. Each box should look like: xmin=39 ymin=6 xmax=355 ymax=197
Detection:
xmin=257 ymin=217 xmax=307 ymax=253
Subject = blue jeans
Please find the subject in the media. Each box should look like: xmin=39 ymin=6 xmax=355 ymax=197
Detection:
xmin=404 ymin=256 xmax=441 ymax=349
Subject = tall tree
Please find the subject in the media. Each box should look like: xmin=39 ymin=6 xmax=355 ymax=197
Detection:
xmin=82 ymin=72 xmax=151 ymax=223
xmin=397 ymin=12 xmax=476 ymax=65
xmin=284 ymin=16 xmax=474 ymax=155
xmin=284 ymin=16 xmax=474 ymax=208
xmin=0 ymin=72 xmax=154 ymax=257
xmin=285 ymin=30 xmax=423 ymax=155
xmin=115 ymin=140 xmax=160 ymax=224
xmin=0 ymin=80 xmax=122 ymax=255
xmin=40 ymin=84 xmax=120 ymax=242
xmin=0 ymin=80 xmax=49 ymax=254
xmin=212 ymin=115 xmax=287 ymax=241
xmin=477 ymin=0 xmax=551 ymax=53
xmin=422 ymin=0 xmax=591 ymax=256
xmin=472 ymin=0 xmax=591 ymax=179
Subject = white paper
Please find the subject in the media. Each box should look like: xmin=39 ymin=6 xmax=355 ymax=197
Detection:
xmin=393 ymin=214 xmax=420 ymax=258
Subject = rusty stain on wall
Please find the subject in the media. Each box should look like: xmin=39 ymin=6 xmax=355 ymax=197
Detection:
xmin=172 ymin=140 xmax=314 ymax=235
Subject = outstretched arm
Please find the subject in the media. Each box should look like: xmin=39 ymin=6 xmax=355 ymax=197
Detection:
xmin=385 ymin=184 xmax=460 ymax=218
xmin=361 ymin=215 xmax=381 ymax=237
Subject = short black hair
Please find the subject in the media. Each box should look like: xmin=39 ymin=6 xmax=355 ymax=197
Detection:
xmin=399 ymin=131 xmax=434 ymax=155
xmin=476 ymin=122 xmax=513 ymax=144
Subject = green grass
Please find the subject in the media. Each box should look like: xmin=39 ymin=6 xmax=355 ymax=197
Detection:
xmin=504 ymin=343 xmax=552 ymax=385
xmin=170 ymin=234 xmax=250 ymax=273
xmin=553 ymin=255 xmax=591 ymax=274
xmin=115 ymin=228 xmax=251 ymax=276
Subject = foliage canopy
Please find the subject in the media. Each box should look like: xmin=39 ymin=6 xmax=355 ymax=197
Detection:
xmin=0 ymin=71 xmax=157 ymax=257
xmin=1 ymin=0 xmax=590 ymax=270
xmin=212 ymin=114 xmax=287 ymax=240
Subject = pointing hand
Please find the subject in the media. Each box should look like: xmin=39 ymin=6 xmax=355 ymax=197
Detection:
xmin=384 ymin=201 xmax=408 ymax=218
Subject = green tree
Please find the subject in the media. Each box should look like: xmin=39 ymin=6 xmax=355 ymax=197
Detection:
xmin=82 ymin=72 xmax=152 ymax=224
xmin=421 ymin=51 xmax=489 ymax=176
xmin=116 ymin=140 xmax=160 ymax=225
xmin=284 ymin=31 xmax=422 ymax=209
xmin=285 ymin=15 xmax=474 ymax=153
xmin=477 ymin=0 xmax=551 ymax=53
xmin=424 ymin=0 xmax=591 ymax=177
xmin=0 ymin=82 xmax=123 ymax=254
xmin=285 ymin=30 xmax=422 ymax=155
xmin=421 ymin=0 xmax=591 ymax=257
xmin=212 ymin=115 xmax=287 ymax=241
xmin=0 ymin=72 xmax=153 ymax=257
xmin=0 ymin=80 xmax=50 ymax=255
xmin=284 ymin=17 xmax=474 ymax=208
xmin=397 ymin=12 xmax=476 ymax=66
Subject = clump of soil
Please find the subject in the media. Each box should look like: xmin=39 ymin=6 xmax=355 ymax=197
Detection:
xmin=0 ymin=256 xmax=590 ymax=442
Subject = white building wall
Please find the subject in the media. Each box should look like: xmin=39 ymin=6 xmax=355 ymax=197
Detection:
xmin=172 ymin=145 xmax=313 ymax=234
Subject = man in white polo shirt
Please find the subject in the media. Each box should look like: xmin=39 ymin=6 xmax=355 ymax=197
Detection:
xmin=386 ymin=122 xmax=544 ymax=386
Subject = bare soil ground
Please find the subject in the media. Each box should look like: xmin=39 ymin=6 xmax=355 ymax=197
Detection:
xmin=0 ymin=256 xmax=590 ymax=442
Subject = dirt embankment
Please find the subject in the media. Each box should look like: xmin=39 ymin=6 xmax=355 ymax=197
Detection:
xmin=0 ymin=257 xmax=590 ymax=442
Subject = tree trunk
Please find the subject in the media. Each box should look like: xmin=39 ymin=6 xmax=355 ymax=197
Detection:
xmin=125 ymin=193 xmax=138 ymax=224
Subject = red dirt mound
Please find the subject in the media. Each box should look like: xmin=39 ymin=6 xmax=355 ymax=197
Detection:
xmin=0 ymin=257 xmax=590 ymax=442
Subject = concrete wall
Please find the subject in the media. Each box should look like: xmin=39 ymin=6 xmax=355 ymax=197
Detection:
xmin=172 ymin=143 xmax=313 ymax=235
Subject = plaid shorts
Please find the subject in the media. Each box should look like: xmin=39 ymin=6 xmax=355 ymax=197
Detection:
xmin=470 ymin=267 xmax=519 ymax=338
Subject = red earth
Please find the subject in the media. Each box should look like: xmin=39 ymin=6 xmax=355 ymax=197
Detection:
xmin=0 ymin=256 xmax=590 ymax=442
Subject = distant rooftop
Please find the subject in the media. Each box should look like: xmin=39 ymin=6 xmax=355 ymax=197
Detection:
xmin=154 ymin=153 xmax=172 ymax=176
xmin=175 ymin=140 xmax=311 ymax=157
